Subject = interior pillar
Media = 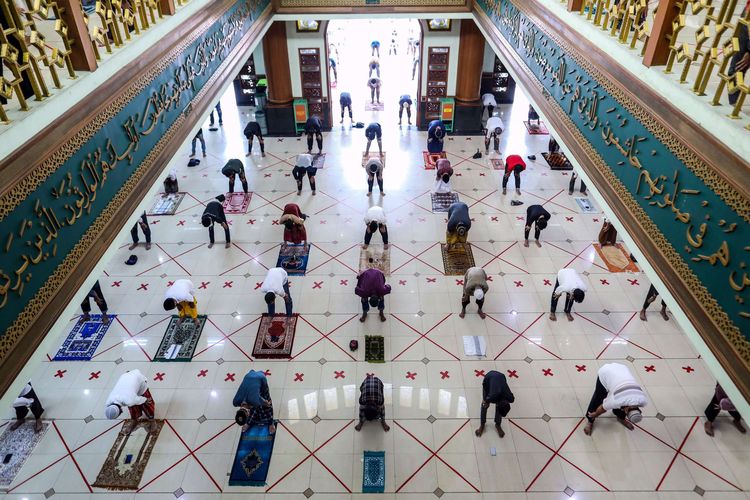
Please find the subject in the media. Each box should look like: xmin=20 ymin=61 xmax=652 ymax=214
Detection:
xmin=454 ymin=19 xmax=484 ymax=134
xmin=262 ymin=21 xmax=296 ymax=135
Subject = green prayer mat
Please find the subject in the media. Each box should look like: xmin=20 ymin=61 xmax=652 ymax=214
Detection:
xmin=365 ymin=335 xmax=385 ymax=363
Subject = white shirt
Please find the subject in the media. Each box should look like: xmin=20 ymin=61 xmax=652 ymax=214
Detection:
xmin=296 ymin=153 xmax=313 ymax=168
xmin=13 ymin=382 xmax=34 ymax=408
xmin=261 ymin=267 xmax=288 ymax=296
xmin=556 ymin=268 xmax=587 ymax=294
xmin=106 ymin=369 xmax=148 ymax=408
xmin=165 ymin=279 xmax=195 ymax=303
xmin=432 ymin=178 xmax=452 ymax=194
xmin=599 ymin=363 xmax=648 ymax=410
xmin=482 ymin=93 xmax=497 ymax=107
xmin=486 ymin=116 xmax=504 ymax=137
xmin=364 ymin=206 xmax=387 ymax=225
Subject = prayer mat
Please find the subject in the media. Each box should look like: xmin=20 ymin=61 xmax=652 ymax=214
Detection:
xmin=362 ymin=451 xmax=385 ymax=493
xmin=594 ymin=243 xmax=639 ymax=273
xmin=312 ymin=153 xmax=326 ymax=169
xmin=229 ymin=423 xmax=277 ymax=486
xmin=91 ymin=419 xmax=163 ymax=490
xmin=147 ymin=192 xmax=185 ymax=216
xmin=574 ymin=197 xmax=597 ymax=213
xmin=53 ymin=314 xmax=115 ymax=361
xmin=490 ymin=158 xmax=504 ymax=170
xmin=359 ymin=245 xmax=390 ymax=275
xmin=365 ymin=102 xmax=384 ymax=111
xmin=441 ymin=243 xmax=475 ymax=276
xmin=361 ymin=151 xmax=386 ymax=167
xmin=365 ymin=335 xmax=385 ymax=363
xmin=0 ymin=421 xmax=49 ymax=490
xmin=423 ymin=151 xmax=446 ymax=170
xmin=222 ymin=192 xmax=252 ymax=214
xmin=463 ymin=335 xmax=487 ymax=357
xmin=541 ymin=152 xmax=573 ymax=170
xmin=152 ymin=315 xmax=206 ymax=361
xmin=524 ymin=120 xmax=549 ymax=134
xmin=431 ymin=192 xmax=460 ymax=213
xmin=276 ymin=243 xmax=310 ymax=276
xmin=253 ymin=314 xmax=298 ymax=359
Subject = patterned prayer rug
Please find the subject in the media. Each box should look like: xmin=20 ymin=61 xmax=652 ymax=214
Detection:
xmin=91 ymin=419 xmax=163 ymax=490
xmin=594 ymin=243 xmax=640 ymax=273
xmin=490 ymin=158 xmax=504 ymax=170
xmin=311 ymin=152 xmax=326 ymax=169
xmin=222 ymin=192 xmax=252 ymax=214
xmin=362 ymin=451 xmax=385 ymax=493
xmin=365 ymin=101 xmax=384 ymax=111
xmin=365 ymin=335 xmax=385 ymax=363
xmin=431 ymin=192 xmax=460 ymax=213
xmin=523 ymin=120 xmax=549 ymax=134
xmin=276 ymin=243 xmax=310 ymax=276
xmin=253 ymin=314 xmax=298 ymax=359
xmin=441 ymin=243 xmax=475 ymax=276
xmin=422 ymin=151 xmax=446 ymax=170
xmin=147 ymin=192 xmax=185 ymax=216
xmin=361 ymin=151 xmax=386 ymax=167
xmin=152 ymin=315 xmax=206 ymax=361
xmin=229 ymin=423 xmax=277 ymax=486
xmin=359 ymin=245 xmax=390 ymax=275
xmin=541 ymin=152 xmax=573 ymax=170
xmin=0 ymin=421 xmax=49 ymax=490
xmin=53 ymin=314 xmax=114 ymax=361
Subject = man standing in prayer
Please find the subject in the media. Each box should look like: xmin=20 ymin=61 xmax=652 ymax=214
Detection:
xmin=129 ymin=212 xmax=151 ymax=251
xmin=80 ymin=280 xmax=109 ymax=324
xmin=584 ymin=363 xmax=647 ymax=436
xmin=105 ymin=369 xmax=155 ymax=434
xmin=233 ymin=369 xmax=276 ymax=434
xmin=305 ymin=115 xmax=323 ymax=154
xmin=355 ymin=374 xmax=390 ymax=432
xmin=475 ymin=370 xmax=514 ymax=438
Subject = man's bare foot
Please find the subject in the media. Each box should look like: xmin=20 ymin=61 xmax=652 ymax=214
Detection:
xmin=128 ymin=243 xmax=138 ymax=250
xmin=475 ymin=425 xmax=485 ymax=437
xmin=704 ymin=421 xmax=715 ymax=436
xmin=269 ymin=423 xmax=276 ymax=434
xmin=660 ymin=309 xmax=669 ymax=321
xmin=733 ymin=419 xmax=747 ymax=433
xmin=367 ymin=192 xmax=372 ymax=197
xmin=242 ymin=423 xmax=249 ymax=433
xmin=101 ymin=314 xmax=110 ymax=325
xmin=379 ymin=311 xmax=386 ymax=322
xmin=496 ymin=424 xmax=505 ymax=438
xmin=502 ymin=188 xmax=507 ymax=195
xmin=202 ymin=152 xmax=207 ymax=157
xmin=122 ymin=421 xmax=134 ymax=434
xmin=478 ymin=310 xmax=487 ymax=319
xmin=79 ymin=313 xmax=91 ymax=324
xmin=355 ymin=422 xmax=363 ymax=431
xmin=208 ymin=242 xmax=214 ymax=249
xmin=34 ymin=418 xmax=44 ymax=433
xmin=194 ymin=319 xmax=201 ymax=327
xmin=639 ymin=310 xmax=647 ymax=321
xmin=9 ymin=419 xmax=23 ymax=431
xmin=584 ymin=421 xmax=594 ymax=435
xmin=225 ymin=241 xmax=231 ymax=249
xmin=516 ymin=189 xmax=521 ymax=195
xmin=262 ymin=153 xmax=266 ymax=158
xmin=189 ymin=153 xmax=196 ymax=158
xmin=618 ymin=418 xmax=634 ymax=431
xmin=381 ymin=192 xmax=386 ymax=196
xmin=145 ymin=243 xmax=151 ymax=250
xmin=381 ymin=421 xmax=390 ymax=432
xmin=459 ymin=310 xmax=466 ymax=319
xmin=566 ymin=312 xmax=574 ymax=322
xmin=535 ymin=240 xmax=541 ymax=248
xmin=359 ymin=313 xmax=367 ymax=323
xmin=362 ymin=244 xmax=369 ymax=249
xmin=312 ymin=191 xmax=316 ymax=195
xmin=523 ymin=240 xmax=529 ymax=248
xmin=549 ymin=312 xmax=557 ymax=321
xmin=383 ymin=244 xmax=389 ymax=250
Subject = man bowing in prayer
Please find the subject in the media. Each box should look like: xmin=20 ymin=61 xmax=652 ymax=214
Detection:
xmin=476 ymin=370 xmax=514 ymax=438
xmin=233 ymin=369 xmax=276 ymax=434
xmin=105 ymin=369 xmax=155 ymax=434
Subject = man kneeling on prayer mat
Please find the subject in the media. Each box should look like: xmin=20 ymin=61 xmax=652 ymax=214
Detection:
xmin=233 ymin=370 xmax=276 ymax=434
xmin=105 ymin=369 xmax=155 ymax=434
xmin=433 ymin=158 xmax=454 ymax=194
xmin=10 ymin=381 xmax=44 ymax=432
xmin=163 ymin=279 xmax=200 ymax=327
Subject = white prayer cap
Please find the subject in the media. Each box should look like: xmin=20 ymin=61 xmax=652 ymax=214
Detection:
xmin=105 ymin=404 xmax=122 ymax=420
xmin=169 ymin=169 xmax=177 ymax=180
xmin=473 ymin=289 xmax=484 ymax=301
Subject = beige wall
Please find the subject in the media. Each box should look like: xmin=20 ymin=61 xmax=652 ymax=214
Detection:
xmin=285 ymin=20 xmax=329 ymax=99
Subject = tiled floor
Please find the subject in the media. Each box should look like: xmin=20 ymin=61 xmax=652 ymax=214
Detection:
xmin=3 ymin=82 xmax=750 ymax=500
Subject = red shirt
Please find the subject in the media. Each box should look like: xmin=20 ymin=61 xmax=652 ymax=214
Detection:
xmin=505 ymin=155 xmax=526 ymax=173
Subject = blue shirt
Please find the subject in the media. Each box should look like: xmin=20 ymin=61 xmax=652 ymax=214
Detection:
xmin=340 ymin=92 xmax=351 ymax=106
xmin=399 ymin=95 xmax=412 ymax=106
xmin=447 ymin=202 xmax=470 ymax=232
xmin=365 ymin=123 xmax=382 ymax=140
xmin=428 ymin=120 xmax=446 ymax=140
xmin=233 ymin=370 xmax=268 ymax=407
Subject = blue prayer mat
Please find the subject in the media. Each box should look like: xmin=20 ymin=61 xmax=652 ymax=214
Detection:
xmin=228 ymin=423 xmax=277 ymax=486
xmin=276 ymin=243 xmax=310 ymax=276
xmin=53 ymin=314 xmax=115 ymax=361
xmin=362 ymin=450 xmax=385 ymax=493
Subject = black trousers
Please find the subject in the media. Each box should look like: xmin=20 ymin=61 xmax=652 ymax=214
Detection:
xmin=587 ymin=377 xmax=626 ymax=422
xmin=485 ymin=105 xmax=494 ymax=118
xmin=550 ymin=279 xmax=575 ymax=314
xmin=340 ymin=103 xmax=352 ymax=119
xmin=81 ymin=281 xmax=107 ymax=314
xmin=524 ymin=222 xmax=541 ymax=241
xmin=399 ymin=103 xmax=411 ymax=120
xmin=209 ymin=223 xmax=231 ymax=244
xmin=229 ymin=173 xmax=248 ymax=194
xmin=502 ymin=170 xmax=521 ymax=189
xmin=131 ymin=212 xmax=151 ymax=244
xmin=485 ymin=132 xmax=500 ymax=153
xmin=247 ymin=133 xmax=265 ymax=154
xmin=705 ymin=393 xmax=742 ymax=422
xmin=480 ymin=400 xmax=510 ymax=425
xmin=642 ymin=284 xmax=666 ymax=310
xmin=15 ymin=387 xmax=44 ymax=420
xmin=364 ymin=224 xmax=388 ymax=245
xmin=568 ymin=172 xmax=587 ymax=194
xmin=367 ymin=174 xmax=384 ymax=193
xmin=307 ymin=132 xmax=323 ymax=152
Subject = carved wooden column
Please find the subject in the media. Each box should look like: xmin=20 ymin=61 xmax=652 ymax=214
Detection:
xmin=263 ymin=21 xmax=293 ymax=105
xmin=57 ymin=0 xmax=97 ymax=71
xmin=454 ymin=19 xmax=484 ymax=133
xmin=642 ymin=0 xmax=680 ymax=66
xmin=567 ymin=0 xmax=584 ymax=12
xmin=160 ymin=0 xmax=176 ymax=16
